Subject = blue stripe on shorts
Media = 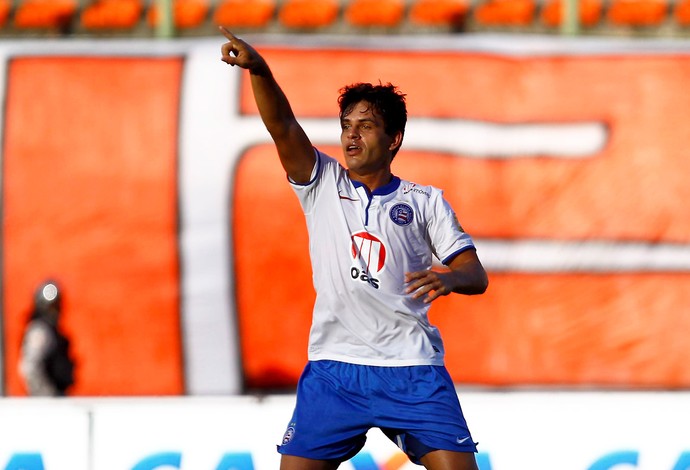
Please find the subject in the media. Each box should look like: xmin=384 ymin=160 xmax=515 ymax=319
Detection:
xmin=277 ymin=360 xmax=477 ymax=464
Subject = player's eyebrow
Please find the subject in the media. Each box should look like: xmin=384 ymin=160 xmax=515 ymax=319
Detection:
xmin=341 ymin=116 xmax=378 ymax=125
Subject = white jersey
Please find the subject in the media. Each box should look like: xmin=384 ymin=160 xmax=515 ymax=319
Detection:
xmin=290 ymin=149 xmax=476 ymax=367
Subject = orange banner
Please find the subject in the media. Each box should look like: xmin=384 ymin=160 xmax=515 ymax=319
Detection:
xmin=2 ymin=57 xmax=184 ymax=395
xmin=3 ymin=45 xmax=689 ymax=395
xmin=234 ymin=49 xmax=690 ymax=389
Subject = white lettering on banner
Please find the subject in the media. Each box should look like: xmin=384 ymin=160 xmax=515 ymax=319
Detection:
xmin=179 ymin=44 xmax=251 ymax=395
xmin=477 ymin=239 xmax=690 ymax=272
xmin=403 ymin=119 xmax=606 ymax=158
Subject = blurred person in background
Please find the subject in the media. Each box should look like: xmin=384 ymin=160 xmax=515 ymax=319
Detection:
xmin=18 ymin=280 xmax=75 ymax=396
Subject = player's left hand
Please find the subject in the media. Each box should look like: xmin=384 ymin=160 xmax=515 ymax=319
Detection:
xmin=404 ymin=270 xmax=453 ymax=304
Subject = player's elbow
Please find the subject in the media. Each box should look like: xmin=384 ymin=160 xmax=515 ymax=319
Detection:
xmin=451 ymin=272 xmax=488 ymax=296
xmin=476 ymin=273 xmax=489 ymax=294
xmin=468 ymin=271 xmax=489 ymax=295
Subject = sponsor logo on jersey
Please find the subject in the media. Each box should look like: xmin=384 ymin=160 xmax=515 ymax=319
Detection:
xmin=402 ymin=183 xmax=431 ymax=198
xmin=389 ymin=203 xmax=414 ymax=226
xmin=351 ymin=231 xmax=386 ymax=289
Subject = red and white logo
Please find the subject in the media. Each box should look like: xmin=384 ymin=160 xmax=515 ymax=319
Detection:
xmin=350 ymin=232 xmax=386 ymax=289
xmin=351 ymin=231 xmax=386 ymax=274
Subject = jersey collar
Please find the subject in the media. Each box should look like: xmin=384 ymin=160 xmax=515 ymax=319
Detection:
xmin=351 ymin=175 xmax=401 ymax=196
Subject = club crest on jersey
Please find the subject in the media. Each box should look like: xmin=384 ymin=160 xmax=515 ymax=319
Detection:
xmin=351 ymin=231 xmax=386 ymax=289
xmin=389 ymin=203 xmax=414 ymax=226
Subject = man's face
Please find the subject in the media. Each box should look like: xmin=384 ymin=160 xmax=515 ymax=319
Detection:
xmin=340 ymin=100 xmax=398 ymax=176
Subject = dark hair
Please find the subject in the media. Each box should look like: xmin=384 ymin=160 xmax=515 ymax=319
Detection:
xmin=338 ymin=82 xmax=407 ymax=157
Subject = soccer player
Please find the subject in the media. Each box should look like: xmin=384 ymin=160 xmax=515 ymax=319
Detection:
xmin=220 ymin=27 xmax=489 ymax=470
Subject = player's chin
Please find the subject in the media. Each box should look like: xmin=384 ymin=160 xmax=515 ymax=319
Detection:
xmin=344 ymin=156 xmax=365 ymax=172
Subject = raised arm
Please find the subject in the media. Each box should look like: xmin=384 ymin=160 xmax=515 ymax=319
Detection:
xmin=219 ymin=27 xmax=315 ymax=183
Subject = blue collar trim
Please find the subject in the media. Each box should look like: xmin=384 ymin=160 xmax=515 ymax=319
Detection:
xmin=352 ymin=175 xmax=401 ymax=196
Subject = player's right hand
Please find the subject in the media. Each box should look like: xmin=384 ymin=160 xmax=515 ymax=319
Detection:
xmin=219 ymin=26 xmax=269 ymax=75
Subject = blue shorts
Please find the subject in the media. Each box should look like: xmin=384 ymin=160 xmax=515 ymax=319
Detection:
xmin=277 ymin=360 xmax=477 ymax=465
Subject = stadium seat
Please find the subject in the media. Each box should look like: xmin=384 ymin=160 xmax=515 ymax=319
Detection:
xmin=0 ymin=0 xmax=10 ymax=27
xmin=674 ymin=0 xmax=690 ymax=25
xmin=344 ymin=0 xmax=405 ymax=28
xmin=81 ymin=0 xmax=143 ymax=29
xmin=213 ymin=0 xmax=275 ymax=28
xmin=408 ymin=0 xmax=470 ymax=27
xmin=278 ymin=0 xmax=339 ymax=28
xmin=473 ymin=0 xmax=536 ymax=27
xmin=607 ymin=0 xmax=668 ymax=26
xmin=148 ymin=0 xmax=209 ymax=28
xmin=541 ymin=0 xmax=603 ymax=27
xmin=14 ymin=0 xmax=78 ymax=29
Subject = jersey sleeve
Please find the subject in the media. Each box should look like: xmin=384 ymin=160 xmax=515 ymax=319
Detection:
xmin=289 ymin=148 xmax=339 ymax=214
xmin=427 ymin=189 xmax=476 ymax=265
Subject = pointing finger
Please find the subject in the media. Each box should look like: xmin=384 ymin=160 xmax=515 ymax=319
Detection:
xmin=218 ymin=25 xmax=236 ymax=41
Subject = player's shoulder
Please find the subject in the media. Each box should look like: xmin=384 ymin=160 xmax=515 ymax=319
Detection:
xmin=315 ymin=148 xmax=339 ymax=165
xmin=314 ymin=148 xmax=346 ymax=175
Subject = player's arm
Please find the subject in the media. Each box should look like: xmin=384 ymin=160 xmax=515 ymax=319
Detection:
xmin=405 ymin=249 xmax=488 ymax=303
xmin=219 ymin=27 xmax=315 ymax=184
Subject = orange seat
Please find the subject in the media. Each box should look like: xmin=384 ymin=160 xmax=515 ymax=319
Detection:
xmin=148 ymin=0 xmax=209 ymax=28
xmin=345 ymin=0 xmax=404 ymax=28
xmin=213 ymin=0 xmax=275 ymax=28
xmin=474 ymin=0 xmax=536 ymax=26
xmin=14 ymin=0 xmax=78 ymax=29
xmin=408 ymin=0 xmax=470 ymax=26
xmin=675 ymin=0 xmax=690 ymax=24
xmin=81 ymin=0 xmax=143 ymax=29
xmin=0 ymin=0 xmax=11 ymax=26
xmin=541 ymin=0 xmax=602 ymax=27
xmin=607 ymin=0 xmax=668 ymax=26
xmin=278 ymin=0 xmax=339 ymax=28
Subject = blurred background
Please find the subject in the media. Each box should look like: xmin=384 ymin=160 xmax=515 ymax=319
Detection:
xmin=2 ymin=0 xmax=690 ymax=38
xmin=1 ymin=1 xmax=689 ymax=469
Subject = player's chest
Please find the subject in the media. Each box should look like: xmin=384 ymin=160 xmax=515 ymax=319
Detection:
xmin=336 ymin=183 xmax=421 ymax=233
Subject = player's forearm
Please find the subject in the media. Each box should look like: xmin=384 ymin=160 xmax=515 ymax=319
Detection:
xmin=445 ymin=248 xmax=488 ymax=295
xmin=448 ymin=266 xmax=489 ymax=295
xmin=249 ymin=66 xmax=299 ymax=140
xmin=247 ymin=61 xmax=315 ymax=183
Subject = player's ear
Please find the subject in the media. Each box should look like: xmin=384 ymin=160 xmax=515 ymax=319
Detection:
xmin=389 ymin=131 xmax=404 ymax=153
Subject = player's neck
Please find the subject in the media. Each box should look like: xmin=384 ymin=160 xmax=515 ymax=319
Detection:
xmin=348 ymin=168 xmax=392 ymax=193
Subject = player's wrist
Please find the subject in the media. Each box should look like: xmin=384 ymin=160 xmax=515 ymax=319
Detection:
xmin=249 ymin=60 xmax=271 ymax=77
